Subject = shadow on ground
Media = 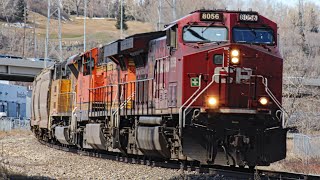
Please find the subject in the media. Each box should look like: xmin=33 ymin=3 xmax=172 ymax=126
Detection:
xmin=1 ymin=165 xmax=55 ymax=180
xmin=6 ymin=174 xmax=55 ymax=180
xmin=170 ymin=174 xmax=248 ymax=180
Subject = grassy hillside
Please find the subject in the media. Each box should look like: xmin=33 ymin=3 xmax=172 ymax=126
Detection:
xmin=0 ymin=11 xmax=154 ymax=48
xmin=0 ymin=11 xmax=154 ymax=58
xmin=32 ymin=12 xmax=154 ymax=42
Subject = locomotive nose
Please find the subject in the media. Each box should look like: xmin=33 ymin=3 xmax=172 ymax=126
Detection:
xmin=203 ymin=45 xmax=282 ymax=111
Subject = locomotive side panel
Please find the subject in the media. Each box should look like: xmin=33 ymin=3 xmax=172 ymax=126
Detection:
xmin=106 ymin=61 xmax=119 ymax=111
xmin=182 ymin=52 xmax=211 ymax=107
xmin=50 ymin=80 xmax=60 ymax=116
xmin=75 ymin=53 xmax=92 ymax=121
xmin=38 ymin=69 xmax=52 ymax=129
xmin=31 ymin=77 xmax=40 ymax=126
xmin=50 ymin=79 xmax=72 ymax=116
xmin=149 ymin=38 xmax=170 ymax=112
xmin=76 ymin=74 xmax=90 ymax=121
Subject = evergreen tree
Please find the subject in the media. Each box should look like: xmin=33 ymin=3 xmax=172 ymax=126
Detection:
xmin=15 ymin=0 xmax=27 ymax=22
xmin=115 ymin=4 xmax=128 ymax=30
xmin=309 ymin=8 xmax=319 ymax=33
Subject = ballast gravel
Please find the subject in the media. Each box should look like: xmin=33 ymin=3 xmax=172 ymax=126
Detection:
xmin=0 ymin=131 xmax=197 ymax=179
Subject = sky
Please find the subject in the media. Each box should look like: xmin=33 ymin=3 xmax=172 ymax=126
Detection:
xmin=230 ymin=0 xmax=320 ymax=11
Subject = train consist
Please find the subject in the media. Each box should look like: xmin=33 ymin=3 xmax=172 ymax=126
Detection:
xmin=31 ymin=10 xmax=287 ymax=167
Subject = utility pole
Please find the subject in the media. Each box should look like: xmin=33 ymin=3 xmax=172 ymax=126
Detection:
xmin=158 ymin=0 xmax=162 ymax=31
xmin=45 ymin=0 xmax=63 ymax=68
xmin=45 ymin=0 xmax=51 ymax=68
xmin=84 ymin=0 xmax=87 ymax=51
xmin=33 ymin=13 xmax=36 ymax=58
xmin=22 ymin=6 xmax=27 ymax=58
xmin=58 ymin=0 xmax=62 ymax=58
xmin=120 ymin=0 xmax=123 ymax=39
xmin=172 ymin=0 xmax=176 ymax=20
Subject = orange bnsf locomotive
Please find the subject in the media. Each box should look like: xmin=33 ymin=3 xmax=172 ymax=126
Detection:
xmin=31 ymin=10 xmax=286 ymax=167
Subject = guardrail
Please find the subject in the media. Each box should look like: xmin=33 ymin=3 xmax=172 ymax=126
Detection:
xmin=0 ymin=118 xmax=30 ymax=131
xmin=293 ymin=133 xmax=320 ymax=162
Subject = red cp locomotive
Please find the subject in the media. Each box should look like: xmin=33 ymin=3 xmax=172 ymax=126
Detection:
xmin=31 ymin=10 xmax=286 ymax=168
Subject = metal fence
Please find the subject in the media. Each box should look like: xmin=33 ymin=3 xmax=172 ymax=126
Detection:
xmin=0 ymin=118 xmax=30 ymax=131
xmin=293 ymin=133 xmax=320 ymax=160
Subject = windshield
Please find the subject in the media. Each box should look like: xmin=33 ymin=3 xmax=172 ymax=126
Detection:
xmin=183 ymin=26 xmax=227 ymax=42
xmin=233 ymin=28 xmax=274 ymax=45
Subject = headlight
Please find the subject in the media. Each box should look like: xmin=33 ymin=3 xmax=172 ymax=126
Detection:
xmin=208 ymin=97 xmax=218 ymax=106
xmin=231 ymin=49 xmax=240 ymax=57
xmin=231 ymin=57 xmax=240 ymax=64
xmin=259 ymin=97 xmax=268 ymax=105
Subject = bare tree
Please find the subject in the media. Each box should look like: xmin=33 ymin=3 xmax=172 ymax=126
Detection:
xmin=0 ymin=0 xmax=16 ymax=22
xmin=73 ymin=0 xmax=82 ymax=17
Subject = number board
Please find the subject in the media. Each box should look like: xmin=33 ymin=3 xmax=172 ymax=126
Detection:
xmin=200 ymin=12 xmax=223 ymax=21
xmin=238 ymin=13 xmax=259 ymax=22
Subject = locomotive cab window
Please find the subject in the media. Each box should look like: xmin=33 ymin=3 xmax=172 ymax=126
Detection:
xmin=83 ymin=55 xmax=94 ymax=76
xmin=183 ymin=26 xmax=227 ymax=43
xmin=233 ymin=27 xmax=274 ymax=45
xmin=213 ymin=54 xmax=223 ymax=65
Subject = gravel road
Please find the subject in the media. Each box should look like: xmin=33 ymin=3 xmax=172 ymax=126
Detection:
xmin=0 ymin=131 xmax=192 ymax=179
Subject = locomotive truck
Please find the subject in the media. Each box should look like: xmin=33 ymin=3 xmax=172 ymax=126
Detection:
xmin=31 ymin=10 xmax=286 ymax=168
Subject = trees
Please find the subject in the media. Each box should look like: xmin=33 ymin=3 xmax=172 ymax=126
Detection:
xmin=15 ymin=0 xmax=26 ymax=22
xmin=74 ymin=0 xmax=82 ymax=17
xmin=115 ymin=3 xmax=128 ymax=30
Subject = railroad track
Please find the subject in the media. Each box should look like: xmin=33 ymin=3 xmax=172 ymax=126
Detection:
xmin=38 ymin=140 xmax=319 ymax=180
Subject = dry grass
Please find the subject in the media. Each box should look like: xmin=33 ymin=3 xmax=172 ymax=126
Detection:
xmin=1 ymin=11 xmax=154 ymax=43
xmin=260 ymin=138 xmax=320 ymax=175
xmin=0 ymin=130 xmax=32 ymax=139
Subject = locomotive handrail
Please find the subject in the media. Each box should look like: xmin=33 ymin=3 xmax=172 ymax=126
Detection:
xmin=112 ymin=91 xmax=136 ymax=129
xmin=88 ymin=84 xmax=118 ymax=90
xmin=111 ymin=78 xmax=155 ymax=128
xmin=182 ymin=74 xmax=222 ymax=131
xmin=88 ymin=78 xmax=154 ymax=90
xmin=179 ymin=74 xmax=224 ymax=136
xmin=118 ymin=78 xmax=154 ymax=85
xmin=178 ymin=75 xmax=202 ymax=136
xmin=253 ymin=75 xmax=288 ymax=128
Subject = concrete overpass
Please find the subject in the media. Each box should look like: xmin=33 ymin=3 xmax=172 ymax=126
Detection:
xmin=0 ymin=57 xmax=54 ymax=82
